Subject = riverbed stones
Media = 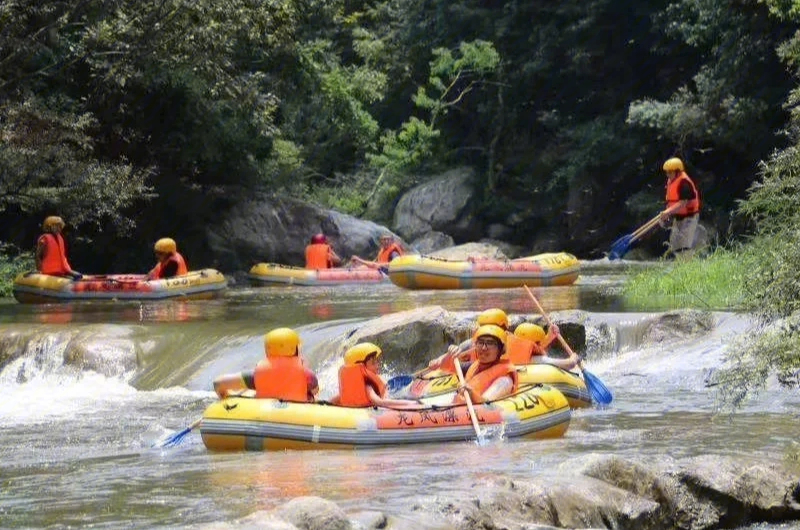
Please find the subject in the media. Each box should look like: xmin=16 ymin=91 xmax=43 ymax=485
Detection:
xmin=273 ymin=496 xmax=352 ymax=530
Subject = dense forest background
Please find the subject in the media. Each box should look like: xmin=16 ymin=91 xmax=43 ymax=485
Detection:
xmin=3 ymin=0 xmax=800 ymax=274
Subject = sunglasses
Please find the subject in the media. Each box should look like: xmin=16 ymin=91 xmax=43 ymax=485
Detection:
xmin=475 ymin=339 xmax=500 ymax=349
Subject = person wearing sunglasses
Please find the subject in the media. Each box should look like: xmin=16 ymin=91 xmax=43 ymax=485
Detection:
xmin=454 ymin=325 xmax=518 ymax=404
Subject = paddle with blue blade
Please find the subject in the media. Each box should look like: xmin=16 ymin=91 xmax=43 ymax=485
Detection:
xmin=608 ymin=213 xmax=662 ymax=260
xmin=523 ymin=285 xmax=613 ymax=406
xmin=152 ymin=418 xmax=201 ymax=448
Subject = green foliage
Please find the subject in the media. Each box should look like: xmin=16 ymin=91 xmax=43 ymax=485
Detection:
xmin=0 ymin=244 xmax=33 ymax=298
xmin=0 ymin=98 xmax=151 ymax=232
xmin=621 ymin=248 xmax=748 ymax=311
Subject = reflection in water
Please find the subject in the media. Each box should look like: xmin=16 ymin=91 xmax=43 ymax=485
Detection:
xmin=2 ymin=267 xmax=797 ymax=529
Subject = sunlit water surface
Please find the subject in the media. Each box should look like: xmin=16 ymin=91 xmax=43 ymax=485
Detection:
xmin=0 ymin=265 xmax=798 ymax=528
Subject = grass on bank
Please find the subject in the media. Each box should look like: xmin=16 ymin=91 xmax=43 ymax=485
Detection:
xmin=621 ymin=247 xmax=748 ymax=311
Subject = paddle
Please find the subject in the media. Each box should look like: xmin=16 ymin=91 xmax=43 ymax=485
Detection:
xmin=522 ymin=285 xmax=613 ymax=406
xmin=454 ymin=358 xmax=487 ymax=445
xmin=608 ymin=204 xmax=684 ymax=260
xmin=152 ymin=418 xmax=201 ymax=448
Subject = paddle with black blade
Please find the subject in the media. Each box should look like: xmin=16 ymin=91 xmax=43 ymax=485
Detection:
xmin=523 ymin=285 xmax=613 ymax=406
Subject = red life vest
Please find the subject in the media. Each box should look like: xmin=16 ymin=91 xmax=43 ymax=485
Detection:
xmin=253 ymin=356 xmax=311 ymax=402
xmin=37 ymin=233 xmax=73 ymax=275
xmin=665 ymin=172 xmax=701 ymax=216
xmin=376 ymin=243 xmax=403 ymax=264
xmin=337 ymin=364 xmax=387 ymax=407
xmin=455 ymin=359 xmax=518 ymax=404
xmin=150 ymin=252 xmax=188 ymax=279
xmin=305 ymin=243 xmax=333 ymax=269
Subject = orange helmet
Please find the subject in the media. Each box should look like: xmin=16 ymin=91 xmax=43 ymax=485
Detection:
xmin=477 ymin=308 xmax=509 ymax=329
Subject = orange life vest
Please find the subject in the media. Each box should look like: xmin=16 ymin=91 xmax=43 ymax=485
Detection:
xmin=440 ymin=347 xmax=478 ymax=373
xmin=305 ymin=243 xmax=333 ymax=269
xmin=37 ymin=233 xmax=73 ymax=275
xmin=150 ymin=252 xmax=188 ymax=279
xmin=455 ymin=359 xmax=518 ymax=404
xmin=376 ymin=243 xmax=404 ymax=264
xmin=665 ymin=172 xmax=701 ymax=216
xmin=506 ymin=335 xmax=536 ymax=364
xmin=337 ymin=364 xmax=387 ymax=407
xmin=253 ymin=356 xmax=311 ymax=402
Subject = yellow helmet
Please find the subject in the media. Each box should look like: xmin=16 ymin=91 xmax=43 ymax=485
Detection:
xmin=154 ymin=238 xmax=177 ymax=254
xmin=264 ymin=328 xmax=300 ymax=357
xmin=344 ymin=342 xmax=382 ymax=366
xmin=472 ymin=324 xmax=507 ymax=348
xmin=662 ymin=157 xmax=684 ymax=172
xmin=477 ymin=308 xmax=509 ymax=329
xmin=42 ymin=216 xmax=65 ymax=231
xmin=514 ymin=323 xmax=546 ymax=344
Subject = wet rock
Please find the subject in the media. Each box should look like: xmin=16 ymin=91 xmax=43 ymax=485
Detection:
xmin=409 ymin=231 xmax=454 ymax=255
xmin=63 ymin=329 xmax=139 ymax=376
xmin=428 ymin=242 xmax=508 ymax=261
xmin=644 ymin=310 xmax=716 ymax=343
xmin=200 ymin=510 xmax=299 ymax=529
xmin=392 ymin=167 xmax=480 ymax=242
xmin=349 ymin=510 xmax=388 ymax=529
xmin=273 ymin=496 xmax=352 ymax=530
xmin=205 ymin=193 xmax=404 ymax=273
xmin=325 ymin=306 xmax=464 ymax=370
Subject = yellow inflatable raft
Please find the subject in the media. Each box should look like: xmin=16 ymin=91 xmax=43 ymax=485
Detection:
xmin=12 ymin=269 xmax=227 ymax=303
xmin=387 ymin=252 xmax=580 ymax=290
xmin=396 ymin=364 xmax=592 ymax=409
xmin=248 ymin=263 xmax=389 ymax=286
xmin=200 ymin=384 xmax=571 ymax=451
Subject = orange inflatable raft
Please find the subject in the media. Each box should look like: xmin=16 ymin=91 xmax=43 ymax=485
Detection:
xmin=387 ymin=252 xmax=580 ymax=290
xmin=248 ymin=263 xmax=389 ymax=286
xmin=12 ymin=269 xmax=227 ymax=303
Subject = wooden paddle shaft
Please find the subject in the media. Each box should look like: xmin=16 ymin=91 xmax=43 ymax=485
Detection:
xmin=454 ymin=359 xmax=483 ymax=439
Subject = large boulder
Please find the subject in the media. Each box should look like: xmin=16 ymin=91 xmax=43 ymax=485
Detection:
xmin=408 ymin=231 xmax=455 ymax=254
xmin=205 ymin=193 xmax=404 ymax=273
xmin=392 ymin=167 xmax=481 ymax=242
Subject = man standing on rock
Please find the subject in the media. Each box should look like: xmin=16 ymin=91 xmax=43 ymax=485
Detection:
xmin=660 ymin=157 xmax=701 ymax=259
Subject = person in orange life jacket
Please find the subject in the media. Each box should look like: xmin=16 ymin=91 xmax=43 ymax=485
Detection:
xmin=510 ymin=323 xmax=579 ymax=369
xmin=212 ymin=328 xmax=319 ymax=402
xmin=454 ymin=325 xmax=518 ymax=404
xmin=349 ymin=233 xmax=404 ymax=273
xmin=36 ymin=216 xmax=83 ymax=280
xmin=428 ymin=307 xmax=509 ymax=372
xmin=305 ymin=233 xmax=342 ymax=269
xmin=146 ymin=238 xmax=188 ymax=280
xmin=332 ymin=343 xmax=422 ymax=409
xmin=660 ymin=157 xmax=701 ymax=258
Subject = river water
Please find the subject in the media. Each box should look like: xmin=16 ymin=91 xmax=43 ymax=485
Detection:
xmin=0 ymin=263 xmax=798 ymax=529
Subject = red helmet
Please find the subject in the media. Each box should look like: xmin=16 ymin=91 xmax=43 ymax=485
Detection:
xmin=310 ymin=233 xmax=327 ymax=244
